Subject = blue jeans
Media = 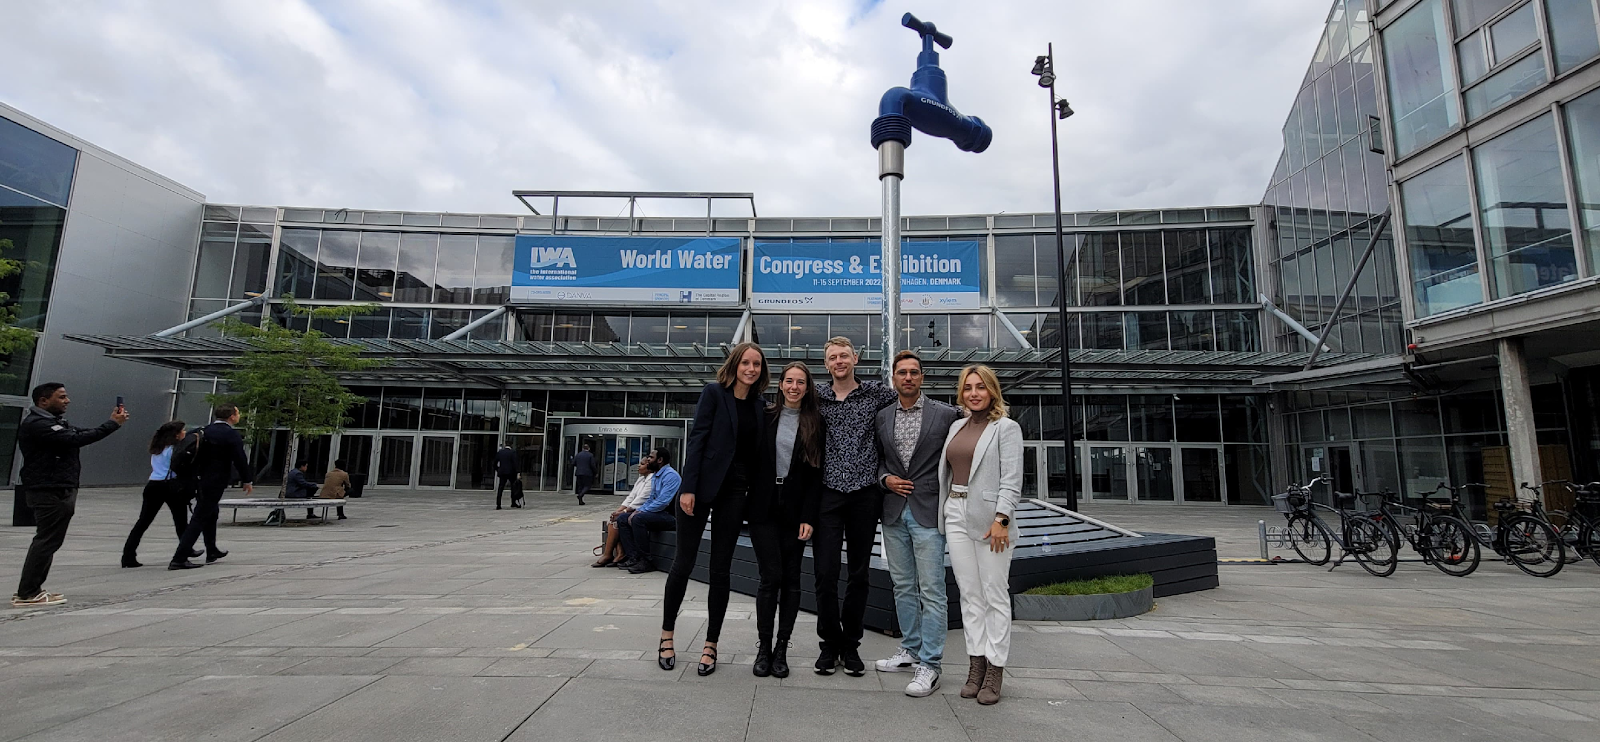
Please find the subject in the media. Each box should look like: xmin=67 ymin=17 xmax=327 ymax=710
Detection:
xmin=880 ymin=513 xmax=947 ymax=672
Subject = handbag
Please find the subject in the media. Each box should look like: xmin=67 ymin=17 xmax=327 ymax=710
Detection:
xmin=511 ymin=477 xmax=525 ymax=504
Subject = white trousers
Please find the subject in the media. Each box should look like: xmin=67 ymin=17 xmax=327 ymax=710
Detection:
xmin=944 ymin=496 xmax=1014 ymax=667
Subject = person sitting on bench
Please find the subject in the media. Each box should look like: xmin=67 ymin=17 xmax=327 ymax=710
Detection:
xmin=312 ymin=459 xmax=350 ymax=521
xmin=616 ymin=447 xmax=680 ymax=574
xmin=276 ymin=460 xmax=317 ymax=522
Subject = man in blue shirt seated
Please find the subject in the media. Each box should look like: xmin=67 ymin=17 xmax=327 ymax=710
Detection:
xmin=268 ymin=460 xmax=318 ymax=524
xmin=616 ymin=447 xmax=680 ymax=574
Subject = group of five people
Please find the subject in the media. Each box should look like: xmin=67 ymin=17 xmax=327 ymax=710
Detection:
xmin=652 ymin=337 xmax=1023 ymax=705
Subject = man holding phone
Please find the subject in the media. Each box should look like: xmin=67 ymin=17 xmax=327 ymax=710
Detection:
xmin=12 ymin=383 xmax=127 ymax=607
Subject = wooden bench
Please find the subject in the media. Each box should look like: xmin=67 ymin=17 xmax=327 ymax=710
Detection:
xmin=219 ymin=498 xmax=347 ymax=525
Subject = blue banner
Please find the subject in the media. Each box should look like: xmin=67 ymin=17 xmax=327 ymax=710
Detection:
xmin=511 ymin=235 xmax=742 ymax=306
xmin=751 ymin=241 xmax=981 ymax=311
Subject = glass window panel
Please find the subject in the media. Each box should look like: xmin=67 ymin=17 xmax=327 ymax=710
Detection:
xmin=1395 ymin=397 xmax=1443 ymax=436
xmin=589 ymin=391 xmax=626 ymax=418
xmin=1464 ymin=51 xmax=1547 ymax=120
xmin=429 ymin=309 xmax=469 ymax=340
xmin=993 ymin=234 xmax=1037 ymax=307
xmin=1221 ymin=396 xmax=1268 ymax=443
xmin=553 ymin=313 xmax=592 ymax=342
xmin=345 ymin=386 xmax=382 ymax=429
xmin=1488 ymin=2 xmax=1539 ymax=61
xmin=0 ymin=114 xmax=77 ymax=206
xmin=381 ymin=388 xmax=422 ymax=430
xmin=1209 ymin=228 xmax=1253 ymax=303
xmin=668 ymin=313 xmax=707 ymax=344
xmin=1317 ymin=71 xmax=1338 ymax=157
xmin=422 ymin=389 xmax=462 ymax=431
xmin=276 ymin=228 xmax=319 ymax=299
xmin=1082 ymin=395 xmax=1129 ymax=441
xmin=232 ymin=224 xmax=272 ymax=298
xmin=1036 ymin=234 xmax=1069 ymax=307
xmin=1401 ymin=156 xmax=1482 ymax=316
xmin=1129 ymin=395 xmax=1173 ymax=441
xmin=1454 ymin=0 xmax=1519 ymax=30
xmin=312 ymin=230 xmax=358 ymax=300
xmin=707 ymin=315 xmax=740 ymax=346
xmin=1079 ymin=233 xmax=1121 ymax=306
xmin=1120 ymin=232 xmax=1166 ymax=305
xmin=827 ymin=315 xmax=870 ymax=351
xmin=1473 ymin=114 xmax=1576 ymax=298
xmin=1216 ymin=310 xmax=1261 ymax=351
xmin=665 ymin=392 xmax=700 ymax=419
xmin=473 ymin=235 xmax=513 ymax=304
xmin=548 ymin=391 xmax=585 ymax=416
xmin=1225 ymin=445 xmax=1273 ymax=505
xmin=395 ymin=233 xmax=438 ymax=302
xmin=783 ymin=313 xmax=826 ymax=347
xmin=193 ymin=233 xmax=234 ymax=299
xmin=750 ymin=314 xmax=787 ymax=345
xmin=593 ymin=314 xmax=627 ymax=343
xmin=1125 ymin=312 xmax=1169 ymax=351
xmin=907 ymin=314 xmax=948 ymax=350
xmin=1165 ymin=230 xmax=1210 ymax=305
xmin=1400 ymin=436 xmax=1449 ymax=494
xmin=1442 ymin=390 xmax=1503 ymax=433
xmin=1567 ymin=88 xmax=1600 ymax=271
xmin=435 ymin=234 xmax=476 ymax=303
xmin=1174 ymin=396 xmax=1220 ymax=442
xmin=469 ymin=311 xmax=505 ymax=341
xmin=627 ymin=392 xmax=664 ymax=418
xmin=950 ymin=313 xmax=987 ymax=349
xmin=1169 ymin=310 xmax=1215 ymax=351
xmin=354 ymin=231 xmax=399 ymax=302
xmin=1383 ymin=0 xmax=1461 ymax=156
xmin=1083 ymin=312 xmax=1123 ymax=350
xmin=390 ymin=308 xmax=427 ymax=339
xmin=348 ymin=307 xmax=391 ymax=339
xmin=631 ymin=313 xmax=668 ymax=344
xmin=1547 ymin=0 xmax=1600 ymax=72
xmin=516 ymin=311 xmax=552 ymax=342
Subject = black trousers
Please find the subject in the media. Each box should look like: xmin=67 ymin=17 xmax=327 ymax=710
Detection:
xmin=172 ymin=486 xmax=224 ymax=562
xmin=749 ymin=501 xmax=807 ymax=644
xmin=661 ymin=476 xmax=748 ymax=644
xmin=16 ymin=487 xmax=76 ymax=598
xmin=495 ymin=475 xmax=518 ymax=508
xmin=575 ymin=475 xmax=593 ymax=496
xmin=124 ymin=480 xmax=190 ymax=558
xmin=813 ymin=486 xmax=881 ymax=652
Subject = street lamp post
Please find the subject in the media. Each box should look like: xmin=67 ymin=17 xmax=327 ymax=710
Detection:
xmin=1033 ymin=44 xmax=1079 ymax=511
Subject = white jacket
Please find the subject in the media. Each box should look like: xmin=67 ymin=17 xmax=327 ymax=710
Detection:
xmin=620 ymin=473 xmax=654 ymax=509
xmin=936 ymin=414 xmax=1024 ymax=542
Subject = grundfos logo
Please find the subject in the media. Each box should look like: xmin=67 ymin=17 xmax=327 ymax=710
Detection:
xmin=919 ymin=97 xmax=957 ymax=116
xmin=529 ymin=247 xmax=577 ymax=268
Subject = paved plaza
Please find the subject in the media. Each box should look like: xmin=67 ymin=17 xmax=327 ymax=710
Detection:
xmin=1 ymin=488 xmax=1597 ymax=742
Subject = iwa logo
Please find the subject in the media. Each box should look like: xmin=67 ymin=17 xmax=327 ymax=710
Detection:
xmin=529 ymin=247 xmax=577 ymax=268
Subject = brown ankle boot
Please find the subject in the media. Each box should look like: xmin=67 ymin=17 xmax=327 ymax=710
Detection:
xmin=977 ymin=664 xmax=1004 ymax=705
xmin=960 ymin=655 xmax=988 ymax=698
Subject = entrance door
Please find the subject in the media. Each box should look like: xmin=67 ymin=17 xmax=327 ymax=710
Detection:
xmin=376 ymin=435 xmax=414 ymax=486
xmin=1303 ymin=444 xmax=1357 ymax=499
xmin=417 ymin=435 xmax=455 ymax=487
xmin=1022 ymin=445 xmax=1041 ymax=499
xmin=1025 ymin=443 xmax=1070 ymax=501
xmin=1134 ymin=446 xmax=1175 ymax=501
xmin=1087 ymin=445 xmax=1128 ymax=501
xmin=1179 ymin=446 xmax=1223 ymax=503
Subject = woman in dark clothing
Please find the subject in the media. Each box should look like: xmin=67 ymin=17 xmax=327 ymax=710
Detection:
xmin=748 ymin=361 xmax=824 ymax=678
xmin=659 ymin=342 xmax=769 ymax=676
xmin=122 ymin=421 xmax=196 ymax=568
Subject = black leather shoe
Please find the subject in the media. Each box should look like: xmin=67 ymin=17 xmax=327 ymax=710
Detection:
xmin=814 ymin=645 xmax=838 ymax=675
xmin=752 ymin=640 xmax=773 ymax=677
xmin=168 ymin=560 xmax=203 ymax=570
xmin=771 ymin=640 xmax=790 ymax=678
xmin=121 ymin=556 xmax=142 ymax=568
xmin=205 ymin=550 xmax=228 ymax=564
xmin=189 ymin=549 xmax=204 ymax=559
xmin=627 ymin=561 xmax=656 ymax=574
xmin=657 ymin=637 xmax=675 ymax=671
xmin=697 ymin=645 xmax=718 ymax=677
xmin=840 ymin=647 xmax=866 ymax=677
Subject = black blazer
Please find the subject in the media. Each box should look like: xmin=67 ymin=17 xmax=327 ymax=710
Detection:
xmin=196 ymin=421 xmax=252 ymax=492
xmin=680 ymin=381 xmax=769 ymax=505
xmin=746 ymin=405 xmax=823 ymax=526
xmin=494 ymin=447 xmax=519 ymax=478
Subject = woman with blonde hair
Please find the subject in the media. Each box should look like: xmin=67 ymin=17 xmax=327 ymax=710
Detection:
xmin=938 ymin=364 xmax=1023 ymax=705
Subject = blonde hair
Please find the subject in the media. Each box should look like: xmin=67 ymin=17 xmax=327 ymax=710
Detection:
xmin=957 ymin=364 xmax=1008 ymax=422
xmin=823 ymin=336 xmax=856 ymax=354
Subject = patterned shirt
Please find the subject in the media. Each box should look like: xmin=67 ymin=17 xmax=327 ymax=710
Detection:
xmin=891 ymin=394 xmax=926 ymax=470
xmin=815 ymin=377 xmax=898 ymax=492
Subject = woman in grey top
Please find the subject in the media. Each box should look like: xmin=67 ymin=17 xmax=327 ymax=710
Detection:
xmin=747 ymin=361 xmax=824 ymax=678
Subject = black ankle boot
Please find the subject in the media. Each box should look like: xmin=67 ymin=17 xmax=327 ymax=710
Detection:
xmin=752 ymin=638 xmax=773 ymax=677
xmin=770 ymin=639 xmax=790 ymax=678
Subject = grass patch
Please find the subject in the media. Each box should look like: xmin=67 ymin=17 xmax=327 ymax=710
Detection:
xmin=1022 ymin=574 xmax=1152 ymax=596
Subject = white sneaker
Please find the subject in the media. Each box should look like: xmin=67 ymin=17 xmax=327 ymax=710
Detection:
xmin=875 ymin=648 xmax=915 ymax=673
xmin=905 ymin=664 xmax=940 ymax=697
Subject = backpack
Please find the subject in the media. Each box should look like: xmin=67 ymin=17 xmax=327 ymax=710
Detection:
xmin=169 ymin=427 xmax=205 ymax=480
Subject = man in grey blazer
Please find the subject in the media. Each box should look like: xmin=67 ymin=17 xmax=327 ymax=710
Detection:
xmin=873 ymin=350 xmax=962 ymax=697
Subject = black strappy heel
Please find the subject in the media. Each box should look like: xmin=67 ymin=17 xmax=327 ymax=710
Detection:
xmin=657 ymin=637 xmax=675 ymax=671
xmin=697 ymin=644 xmax=718 ymax=677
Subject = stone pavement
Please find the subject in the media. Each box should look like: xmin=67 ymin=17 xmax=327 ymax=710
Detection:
xmin=2 ymin=488 xmax=1597 ymax=741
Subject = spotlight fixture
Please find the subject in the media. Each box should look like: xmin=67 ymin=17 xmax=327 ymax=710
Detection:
xmin=1056 ymin=99 xmax=1074 ymax=119
xmin=1030 ymin=54 xmax=1054 ymax=88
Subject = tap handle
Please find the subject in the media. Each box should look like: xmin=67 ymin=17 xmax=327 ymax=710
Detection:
xmin=901 ymin=13 xmax=953 ymax=49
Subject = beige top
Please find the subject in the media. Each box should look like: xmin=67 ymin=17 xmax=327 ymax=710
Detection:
xmin=946 ymin=415 xmax=990 ymax=487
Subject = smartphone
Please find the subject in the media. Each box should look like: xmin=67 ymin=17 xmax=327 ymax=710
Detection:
xmin=115 ymin=395 xmax=124 ymax=410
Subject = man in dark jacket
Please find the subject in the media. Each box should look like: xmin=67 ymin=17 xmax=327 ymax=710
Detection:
xmin=572 ymin=443 xmax=596 ymax=505
xmin=494 ymin=443 xmax=520 ymax=510
xmin=169 ymin=405 xmax=253 ymax=570
xmin=12 ymin=382 xmax=127 ymax=608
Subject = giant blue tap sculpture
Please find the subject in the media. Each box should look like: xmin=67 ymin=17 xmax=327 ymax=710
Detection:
xmin=870 ymin=13 xmax=993 ymax=153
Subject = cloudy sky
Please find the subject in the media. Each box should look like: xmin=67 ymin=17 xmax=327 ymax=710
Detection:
xmin=1 ymin=1 xmax=1329 ymax=219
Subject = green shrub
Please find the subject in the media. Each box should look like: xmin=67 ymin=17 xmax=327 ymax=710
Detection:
xmin=1022 ymin=574 xmax=1153 ymax=596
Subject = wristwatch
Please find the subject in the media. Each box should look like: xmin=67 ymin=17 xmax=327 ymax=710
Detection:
xmin=994 ymin=514 xmax=1010 ymax=527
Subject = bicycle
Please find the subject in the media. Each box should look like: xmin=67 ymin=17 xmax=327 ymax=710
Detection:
xmin=1542 ymin=480 xmax=1600 ymax=568
xmin=1431 ymin=483 xmax=1565 ymax=578
xmin=1368 ymin=485 xmax=1480 ymax=577
xmin=1273 ymin=478 xmax=1397 ymax=576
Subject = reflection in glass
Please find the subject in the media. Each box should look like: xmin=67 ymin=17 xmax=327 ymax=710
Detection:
xmin=553 ymin=313 xmax=592 ymax=342
xmin=1088 ymin=446 xmax=1128 ymax=500
xmin=1169 ymin=310 xmax=1214 ymax=351
xmin=1082 ymin=396 xmax=1129 ymax=441
xmin=1082 ymin=312 xmax=1123 ymax=350
xmin=631 ymin=313 xmax=668 ymax=344
xmin=313 ymin=231 xmax=358 ymax=300
xmin=474 ymin=235 xmax=513 ymax=304
xmin=1120 ymin=232 xmax=1165 ymax=305
xmin=1224 ymin=445 xmax=1272 ymax=505
xmin=1488 ymin=2 xmax=1538 ymax=60
xmin=1079 ymin=233 xmax=1121 ymax=306
xmin=1125 ymin=312 xmax=1169 ymax=351
xmin=276 ymin=229 xmax=319 ymax=299
xmin=435 ymin=234 xmax=476 ymax=303
xmin=0 ymin=115 xmax=77 ymax=207
xmin=395 ymin=233 xmax=437 ymax=302
xmin=1401 ymin=156 xmax=1481 ymax=316
xmin=1564 ymin=88 xmax=1600 ymax=272
xmin=1473 ymin=114 xmax=1575 ymax=298
xmin=1165 ymin=230 xmax=1210 ymax=304
xmin=1464 ymin=51 xmax=1546 ymax=120
xmin=194 ymin=224 xmax=235 ymax=299
xmin=1383 ymin=0 xmax=1460 ymax=156
xmin=354 ymin=232 xmax=399 ymax=301
xmin=593 ymin=314 xmax=627 ymax=343
xmin=390 ymin=309 xmax=427 ymax=340
xmin=1209 ymin=228 xmax=1252 ymax=303
xmin=1181 ymin=448 xmax=1222 ymax=502
xmin=233 ymin=224 xmax=272 ymax=298
xmin=668 ymin=313 xmax=707 ymax=344
xmin=992 ymin=234 xmax=1036 ymax=307
xmin=1547 ymin=0 xmax=1600 ymax=73
xmin=1134 ymin=447 xmax=1174 ymax=501
xmin=1454 ymin=0 xmax=1518 ymax=31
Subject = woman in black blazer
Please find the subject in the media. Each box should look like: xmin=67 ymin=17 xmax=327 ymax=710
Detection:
xmin=659 ymin=341 xmax=769 ymax=676
xmin=747 ymin=361 xmax=824 ymax=679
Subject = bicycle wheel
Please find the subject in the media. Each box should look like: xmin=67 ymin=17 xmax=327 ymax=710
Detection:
xmin=1421 ymin=517 xmax=1480 ymax=577
xmin=1374 ymin=515 xmax=1404 ymax=557
xmin=1580 ymin=521 xmax=1600 ymax=569
xmin=1349 ymin=519 xmax=1398 ymax=577
xmin=1286 ymin=514 xmax=1331 ymax=565
xmin=1548 ymin=511 xmax=1584 ymax=564
xmin=1503 ymin=515 xmax=1566 ymax=578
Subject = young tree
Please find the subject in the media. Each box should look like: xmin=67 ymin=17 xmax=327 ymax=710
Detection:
xmin=0 ymin=235 xmax=39 ymax=357
xmin=209 ymin=297 xmax=382 ymax=491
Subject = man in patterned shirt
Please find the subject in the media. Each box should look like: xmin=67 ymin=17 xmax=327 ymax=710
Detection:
xmin=812 ymin=336 xmax=897 ymax=676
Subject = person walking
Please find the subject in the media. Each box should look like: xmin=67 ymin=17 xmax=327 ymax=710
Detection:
xmin=12 ymin=383 xmax=127 ymax=607
xmin=494 ymin=443 xmax=521 ymax=510
xmin=314 ymin=458 xmax=350 ymax=521
xmin=811 ymin=337 xmax=896 ymax=676
xmin=657 ymin=342 xmax=768 ymax=677
xmin=169 ymin=405 xmax=253 ymax=570
xmin=747 ymin=361 xmax=824 ymax=679
xmin=572 ymin=443 xmax=596 ymax=505
xmin=873 ymin=350 xmax=961 ymax=696
xmin=615 ymin=448 xmax=680 ymax=574
xmin=939 ymin=364 xmax=1023 ymax=706
xmin=122 ymin=421 xmax=201 ymax=568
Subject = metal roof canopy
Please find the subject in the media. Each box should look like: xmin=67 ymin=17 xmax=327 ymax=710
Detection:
xmin=511 ymin=190 xmax=758 ymax=225
xmin=66 ymin=334 xmax=1373 ymax=392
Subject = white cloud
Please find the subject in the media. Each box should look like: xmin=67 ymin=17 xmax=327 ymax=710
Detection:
xmin=0 ymin=0 xmax=1330 ymax=217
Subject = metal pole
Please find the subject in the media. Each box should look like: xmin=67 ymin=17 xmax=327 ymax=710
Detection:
xmin=879 ymin=141 xmax=905 ymax=377
xmin=1046 ymin=44 xmax=1078 ymax=511
xmin=1302 ymin=211 xmax=1391 ymax=370
xmin=441 ymin=305 xmax=509 ymax=341
xmin=153 ymin=293 xmax=268 ymax=337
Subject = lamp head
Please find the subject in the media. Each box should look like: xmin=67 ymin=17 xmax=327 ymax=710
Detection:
xmin=1056 ymin=99 xmax=1074 ymax=119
